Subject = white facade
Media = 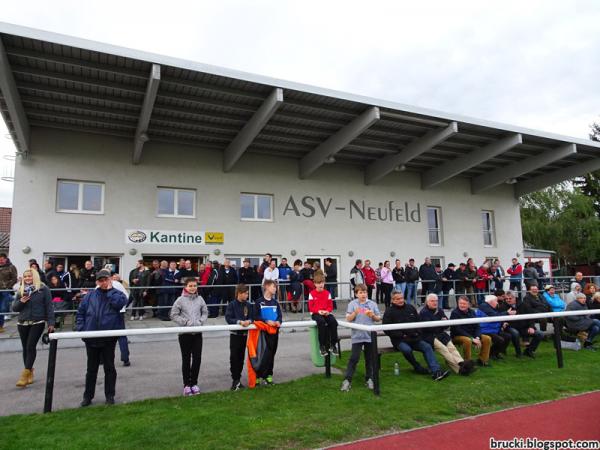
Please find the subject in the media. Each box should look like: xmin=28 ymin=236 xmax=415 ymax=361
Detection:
xmin=10 ymin=128 xmax=524 ymax=278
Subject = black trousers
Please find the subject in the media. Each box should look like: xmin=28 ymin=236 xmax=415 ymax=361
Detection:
xmin=344 ymin=342 xmax=373 ymax=382
xmin=84 ymin=339 xmax=117 ymax=400
xmin=178 ymin=333 xmax=203 ymax=386
xmin=311 ymin=314 xmax=339 ymax=348
xmin=367 ymin=285 xmax=374 ymax=301
xmin=376 ymin=283 xmax=383 ymax=303
xmin=230 ymin=333 xmax=247 ymax=381
xmin=263 ymin=332 xmax=279 ymax=378
xmin=381 ymin=283 xmax=393 ymax=308
xmin=17 ymin=322 xmax=45 ymax=369
xmin=488 ymin=332 xmax=511 ymax=356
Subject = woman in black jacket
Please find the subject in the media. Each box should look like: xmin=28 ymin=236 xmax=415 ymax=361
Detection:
xmin=12 ymin=269 xmax=55 ymax=387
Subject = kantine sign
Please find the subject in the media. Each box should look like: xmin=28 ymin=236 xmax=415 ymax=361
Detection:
xmin=125 ymin=230 xmax=224 ymax=245
xmin=282 ymin=196 xmax=421 ymax=222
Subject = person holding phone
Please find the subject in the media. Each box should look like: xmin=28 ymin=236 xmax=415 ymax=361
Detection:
xmin=12 ymin=268 xmax=55 ymax=387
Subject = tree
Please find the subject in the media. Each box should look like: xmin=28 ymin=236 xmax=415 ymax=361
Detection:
xmin=519 ymin=184 xmax=600 ymax=266
xmin=572 ymin=121 xmax=600 ymax=216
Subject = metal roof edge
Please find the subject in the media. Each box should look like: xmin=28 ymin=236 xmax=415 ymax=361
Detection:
xmin=1 ymin=21 xmax=599 ymax=151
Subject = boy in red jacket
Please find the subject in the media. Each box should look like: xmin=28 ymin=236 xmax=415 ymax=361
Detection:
xmin=309 ymin=274 xmax=339 ymax=356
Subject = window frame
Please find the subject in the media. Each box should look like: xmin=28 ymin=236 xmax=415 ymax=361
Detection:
xmin=426 ymin=206 xmax=442 ymax=246
xmin=56 ymin=180 xmax=105 ymax=215
xmin=481 ymin=210 xmax=496 ymax=247
xmin=156 ymin=187 xmax=196 ymax=219
xmin=240 ymin=193 xmax=274 ymax=222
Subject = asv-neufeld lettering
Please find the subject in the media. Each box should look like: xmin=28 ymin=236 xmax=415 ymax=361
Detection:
xmin=282 ymin=195 xmax=421 ymax=222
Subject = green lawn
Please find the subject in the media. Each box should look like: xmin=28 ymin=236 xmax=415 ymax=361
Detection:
xmin=1 ymin=343 xmax=599 ymax=450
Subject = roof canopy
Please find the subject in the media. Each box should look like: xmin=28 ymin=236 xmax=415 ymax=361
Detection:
xmin=1 ymin=22 xmax=599 ymax=197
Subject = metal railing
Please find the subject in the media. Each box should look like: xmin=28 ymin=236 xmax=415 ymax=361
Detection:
xmin=40 ymin=308 xmax=600 ymax=411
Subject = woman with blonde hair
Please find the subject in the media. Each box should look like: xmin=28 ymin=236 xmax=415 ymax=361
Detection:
xmin=12 ymin=269 xmax=55 ymax=387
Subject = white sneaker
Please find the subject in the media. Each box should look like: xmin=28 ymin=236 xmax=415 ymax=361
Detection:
xmin=138 ymin=316 xmax=144 ymax=321
xmin=365 ymin=379 xmax=374 ymax=390
xmin=340 ymin=379 xmax=351 ymax=392
xmin=129 ymin=316 xmax=135 ymax=321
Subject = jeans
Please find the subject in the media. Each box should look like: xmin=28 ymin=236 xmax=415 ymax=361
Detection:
xmin=344 ymin=342 xmax=373 ymax=382
xmin=0 ymin=291 xmax=12 ymax=327
xmin=84 ymin=339 xmax=117 ymax=400
xmin=394 ymin=282 xmax=406 ymax=297
xmin=476 ymin=289 xmax=486 ymax=306
xmin=506 ymin=327 xmax=522 ymax=355
xmin=157 ymin=292 xmax=171 ymax=319
xmin=586 ymin=319 xmax=600 ymax=343
xmin=441 ymin=289 xmax=451 ymax=309
xmin=405 ymin=283 xmax=417 ymax=306
xmin=17 ymin=322 xmax=45 ymax=369
xmin=519 ymin=329 xmax=543 ymax=353
xmin=395 ymin=340 xmax=441 ymax=373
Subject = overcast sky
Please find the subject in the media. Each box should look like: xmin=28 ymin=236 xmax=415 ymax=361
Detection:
xmin=1 ymin=0 xmax=599 ymax=206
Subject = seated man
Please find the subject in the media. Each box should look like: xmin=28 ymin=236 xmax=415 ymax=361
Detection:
xmin=450 ymin=296 xmax=492 ymax=367
xmin=419 ymin=294 xmax=475 ymax=376
xmin=476 ymin=295 xmax=512 ymax=360
xmin=565 ymin=293 xmax=600 ymax=350
xmin=495 ymin=290 xmax=523 ymax=357
xmin=382 ymin=290 xmax=450 ymax=381
xmin=521 ymin=285 xmax=551 ymax=331
xmin=511 ymin=292 xmax=545 ymax=358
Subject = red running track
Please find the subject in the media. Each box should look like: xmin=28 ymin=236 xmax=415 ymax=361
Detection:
xmin=331 ymin=391 xmax=600 ymax=450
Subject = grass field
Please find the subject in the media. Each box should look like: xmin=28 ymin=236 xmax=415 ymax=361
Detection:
xmin=1 ymin=342 xmax=599 ymax=450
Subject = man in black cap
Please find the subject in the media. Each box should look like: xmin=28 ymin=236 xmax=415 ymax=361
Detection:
xmin=76 ymin=269 xmax=127 ymax=407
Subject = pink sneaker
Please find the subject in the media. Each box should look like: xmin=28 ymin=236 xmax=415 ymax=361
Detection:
xmin=190 ymin=385 xmax=200 ymax=395
xmin=183 ymin=386 xmax=192 ymax=396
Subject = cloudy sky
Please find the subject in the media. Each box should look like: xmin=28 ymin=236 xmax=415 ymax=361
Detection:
xmin=1 ymin=0 xmax=599 ymax=206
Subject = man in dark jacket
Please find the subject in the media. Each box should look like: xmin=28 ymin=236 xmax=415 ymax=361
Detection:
xmin=79 ymin=260 xmax=97 ymax=289
xmin=520 ymin=285 xmax=550 ymax=331
xmin=440 ymin=263 xmax=456 ymax=310
xmin=128 ymin=260 xmax=149 ymax=320
xmin=565 ymin=293 xmax=600 ymax=350
xmin=404 ymin=259 xmax=419 ymax=306
xmin=513 ymin=290 xmax=545 ymax=358
xmin=324 ymin=258 xmax=338 ymax=300
xmin=418 ymin=257 xmax=437 ymax=303
xmin=238 ymin=259 xmax=257 ymax=300
xmin=382 ymin=290 xmax=449 ymax=381
xmin=450 ymin=296 xmax=492 ymax=366
xmin=0 ymin=253 xmax=18 ymax=332
xmin=420 ymin=294 xmax=474 ymax=375
xmin=76 ymin=270 xmax=127 ymax=407
xmin=219 ymin=259 xmax=238 ymax=306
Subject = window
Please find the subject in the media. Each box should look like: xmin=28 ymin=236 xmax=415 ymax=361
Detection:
xmin=430 ymin=257 xmax=445 ymax=268
xmin=57 ymin=180 xmax=104 ymax=214
xmin=45 ymin=254 xmax=121 ymax=275
xmin=240 ymin=193 xmax=273 ymax=221
xmin=482 ymin=210 xmax=495 ymax=247
xmin=427 ymin=206 xmax=442 ymax=245
xmin=157 ymin=188 xmax=196 ymax=218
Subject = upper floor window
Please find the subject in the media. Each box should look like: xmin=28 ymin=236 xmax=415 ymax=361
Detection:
xmin=57 ymin=180 xmax=104 ymax=214
xmin=157 ymin=188 xmax=195 ymax=218
xmin=427 ymin=206 xmax=442 ymax=245
xmin=482 ymin=210 xmax=495 ymax=247
xmin=240 ymin=193 xmax=273 ymax=221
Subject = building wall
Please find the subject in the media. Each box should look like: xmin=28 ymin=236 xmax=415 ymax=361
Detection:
xmin=10 ymin=128 xmax=524 ymax=279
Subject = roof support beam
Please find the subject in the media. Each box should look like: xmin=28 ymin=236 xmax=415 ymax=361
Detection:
xmin=472 ymin=143 xmax=577 ymax=194
xmin=514 ymin=158 xmax=600 ymax=197
xmin=421 ymin=133 xmax=522 ymax=189
xmin=0 ymin=38 xmax=30 ymax=155
xmin=364 ymin=121 xmax=458 ymax=185
xmin=299 ymin=106 xmax=380 ymax=179
xmin=223 ymin=88 xmax=283 ymax=172
xmin=132 ymin=64 xmax=160 ymax=164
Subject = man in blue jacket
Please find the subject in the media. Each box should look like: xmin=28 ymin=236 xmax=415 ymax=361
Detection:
xmin=76 ymin=269 xmax=128 ymax=407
